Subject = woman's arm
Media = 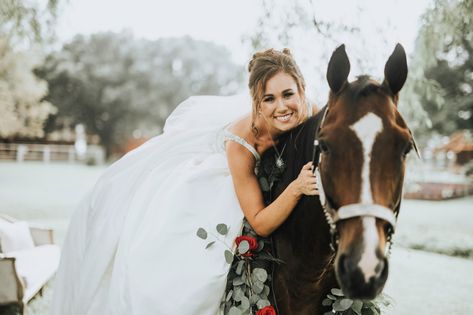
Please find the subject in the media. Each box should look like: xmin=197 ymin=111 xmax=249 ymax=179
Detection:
xmin=226 ymin=142 xmax=317 ymax=237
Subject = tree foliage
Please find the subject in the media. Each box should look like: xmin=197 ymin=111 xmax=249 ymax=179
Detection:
xmin=37 ymin=33 xmax=244 ymax=156
xmin=404 ymin=0 xmax=473 ymax=137
xmin=0 ymin=0 xmax=60 ymax=139
xmin=0 ymin=38 xmax=56 ymax=139
xmin=0 ymin=0 xmax=59 ymax=46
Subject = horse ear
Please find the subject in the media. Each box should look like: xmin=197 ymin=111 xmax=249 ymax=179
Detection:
xmin=383 ymin=43 xmax=408 ymax=95
xmin=327 ymin=44 xmax=350 ymax=94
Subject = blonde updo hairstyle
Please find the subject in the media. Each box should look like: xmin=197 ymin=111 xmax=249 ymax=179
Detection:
xmin=248 ymin=48 xmax=306 ymax=136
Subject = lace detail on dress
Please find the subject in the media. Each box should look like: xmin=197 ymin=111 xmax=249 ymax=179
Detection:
xmin=222 ymin=129 xmax=261 ymax=162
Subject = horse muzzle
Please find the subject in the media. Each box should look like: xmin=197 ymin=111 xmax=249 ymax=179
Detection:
xmin=332 ymin=203 xmax=395 ymax=300
xmin=335 ymin=248 xmax=389 ymax=300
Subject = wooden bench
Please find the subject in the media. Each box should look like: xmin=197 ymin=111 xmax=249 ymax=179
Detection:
xmin=0 ymin=214 xmax=60 ymax=314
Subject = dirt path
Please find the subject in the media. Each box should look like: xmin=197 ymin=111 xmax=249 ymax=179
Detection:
xmin=384 ymin=247 xmax=473 ymax=315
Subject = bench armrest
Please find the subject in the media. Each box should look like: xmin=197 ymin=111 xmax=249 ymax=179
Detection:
xmin=0 ymin=257 xmax=24 ymax=305
xmin=29 ymin=226 xmax=54 ymax=246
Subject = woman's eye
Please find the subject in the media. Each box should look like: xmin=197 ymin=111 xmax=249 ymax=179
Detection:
xmin=263 ymin=97 xmax=274 ymax=102
xmin=284 ymin=92 xmax=294 ymax=98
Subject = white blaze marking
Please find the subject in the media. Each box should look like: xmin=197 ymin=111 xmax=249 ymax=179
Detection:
xmin=350 ymin=112 xmax=383 ymax=203
xmin=359 ymin=217 xmax=379 ymax=281
xmin=350 ymin=112 xmax=383 ymax=282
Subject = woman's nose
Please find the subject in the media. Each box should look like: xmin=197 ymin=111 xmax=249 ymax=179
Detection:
xmin=276 ymin=97 xmax=286 ymax=108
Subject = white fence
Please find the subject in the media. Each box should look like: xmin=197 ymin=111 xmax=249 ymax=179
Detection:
xmin=0 ymin=143 xmax=105 ymax=164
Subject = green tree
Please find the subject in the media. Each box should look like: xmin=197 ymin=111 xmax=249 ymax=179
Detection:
xmin=0 ymin=37 xmax=56 ymax=138
xmin=0 ymin=0 xmax=61 ymax=139
xmin=405 ymin=0 xmax=472 ymax=137
xmin=37 ymin=33 xmax=244 ymax=156
xmin=0 ymin=0 xmax=59 ymax=46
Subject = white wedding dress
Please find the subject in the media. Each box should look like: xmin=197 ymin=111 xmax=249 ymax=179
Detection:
xmin=51 ymin=94 xmax=260 ymax=315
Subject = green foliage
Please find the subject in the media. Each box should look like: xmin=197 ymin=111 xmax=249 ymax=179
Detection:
xmin=37 ymin=33 xmax=244 ymax=156
xmin=403 ymin=0 xmax=473 ymax=138
xmin=0 ymin=37 xmax=56 ymax=138
xmin=322 ymin=289 xmax=393 ymax=315
xmin=0 ymin=0 xmax=60 ymax=46
xmin=196 ymin=227 xmax=208 ymax=239
xmin=221 ymin=219 xmax=278 ymax=315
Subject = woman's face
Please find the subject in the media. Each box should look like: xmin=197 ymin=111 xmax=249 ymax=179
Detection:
xmin=259 ymin=71 xmax=304 ymax=135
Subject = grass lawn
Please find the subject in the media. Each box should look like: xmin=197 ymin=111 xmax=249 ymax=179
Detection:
xmin=1 ymin=161 xmax=472 ymax=314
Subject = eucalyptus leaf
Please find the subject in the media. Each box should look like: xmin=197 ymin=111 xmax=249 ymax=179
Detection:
xmin=225 ymin=250 xmax=234 ymax=264
xmin=217 ymin=223 xmax=229 ymax=235
xmin=327 ymin=294 xmax=337 ymax=300
xmin=249 ymin=294 xmax=259 ymax=305
xmin=228 ymin=306 xmax=242 ymax=315
xmin=251 ymin=280 xmax=264 ymax=294
xmin=239 ymin=296 xmax=250 ymax=312
xmin=333 ymin=298 xmax=353 ymax=312
xmin=322 ymin=298 xmax=333 ymax=306
xmin=205 ymin=241 xmax=215 ymax=249
xmin=256 ymin=299 xmax=271 ymax=309
xmin=253 ymin=268 xmax=268 ymax=282
xmin=232 ymin=287 xmax=244 ymax=302
xmin=241 ymin=269 xmax=247 ymax=282
xmin=370 ymin=305 xmax=380 ymax=315
xmin=196 ymin=228 xmax=208 ymax=239
xmin=351 ymin=300 xmax=363 ymax=315
xmin=226 ymin=290 xmax=233 ymax=302
xmin=243 ymin=220 xmax=252 ymax=229
xmin=258 ymin=177 xmax=270 ymax=192
xmin=232 ymin=276 xmax=244 ymax=286
xmin=262 ymin=285 xmax=270 ymax=297
xmin=330 ymin=288 xmax=344 ymax=296
xmin=238 ymin=240 xmax=250 ymax=255
xmin=236 ymin=260 xmax=245 ymax=275
xmin=257 ymin=240 xmax=264 ymax=251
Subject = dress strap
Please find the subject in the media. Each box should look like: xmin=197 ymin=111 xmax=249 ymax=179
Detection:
xmin=223 ymin=129 xmax=261 ymax=162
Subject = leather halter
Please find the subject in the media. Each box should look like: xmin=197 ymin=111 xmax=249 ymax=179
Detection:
xmin=312 ymin=106 xmax=399 ymax=254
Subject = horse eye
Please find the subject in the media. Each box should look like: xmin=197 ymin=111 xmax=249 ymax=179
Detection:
xmin=319 ymin=140 xmax=329 ymax=153
xmin=403 ymin=142 xmax=413 ymax=157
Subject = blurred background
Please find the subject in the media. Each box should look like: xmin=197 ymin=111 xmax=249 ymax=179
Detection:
xmin=0 ymin=0 xmax=472 ymax=314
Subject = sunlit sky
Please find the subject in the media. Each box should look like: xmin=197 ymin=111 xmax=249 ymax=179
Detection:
xmin=56 ymin=0 xmax=433 ymax=100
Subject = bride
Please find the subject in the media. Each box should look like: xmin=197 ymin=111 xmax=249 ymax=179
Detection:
xmin=51 ymin=48 xmax=318 ymax=315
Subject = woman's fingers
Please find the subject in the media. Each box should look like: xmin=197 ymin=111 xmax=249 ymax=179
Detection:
xmin=302 ymin=162 xmax=313 ymax=170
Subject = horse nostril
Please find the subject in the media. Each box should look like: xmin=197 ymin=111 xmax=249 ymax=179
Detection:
xmin=375 ymin=259 xmax=385 ymax=277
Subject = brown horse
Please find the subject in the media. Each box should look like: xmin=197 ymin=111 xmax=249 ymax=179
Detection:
xmin=266 ymin=44 xmax=415 ymax=314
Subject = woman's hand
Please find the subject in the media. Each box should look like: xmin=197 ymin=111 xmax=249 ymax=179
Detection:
xmin=293 ymin=162 xmax=319 ymax=196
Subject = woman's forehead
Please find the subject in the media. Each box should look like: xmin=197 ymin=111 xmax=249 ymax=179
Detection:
xmin=264 ymin=72 xmax=298 ymax=95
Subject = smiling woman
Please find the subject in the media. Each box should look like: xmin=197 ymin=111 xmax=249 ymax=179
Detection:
xmin=51 ymin=48 xmax=320 ymax=315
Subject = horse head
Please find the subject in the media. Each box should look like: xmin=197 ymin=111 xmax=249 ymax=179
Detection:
xmin=315 ymin=44 xmax=415 ymax=299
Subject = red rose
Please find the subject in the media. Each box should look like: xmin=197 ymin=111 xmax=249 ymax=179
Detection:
xmin=256 ymin=305 xmax=276 ymax=315
xmin=235 ymin=235 xmax=258 ymax=257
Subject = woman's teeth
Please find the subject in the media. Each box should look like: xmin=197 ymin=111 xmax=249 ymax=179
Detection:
xmin=275 ymin=113 xmax=292 ymax=122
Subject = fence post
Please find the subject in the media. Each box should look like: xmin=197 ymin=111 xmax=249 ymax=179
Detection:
xmin=16 ymin=144 xmax=28 ymax=162
xmin=43 ymin=146 xmax=51 ymax=163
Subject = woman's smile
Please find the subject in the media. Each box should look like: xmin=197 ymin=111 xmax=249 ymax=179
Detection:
xmin=274 ymin=112 xmax=294 ymax=123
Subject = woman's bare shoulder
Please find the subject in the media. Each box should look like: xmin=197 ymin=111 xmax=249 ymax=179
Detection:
xmin=227 ymin=114 xmax=252 ymax=137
